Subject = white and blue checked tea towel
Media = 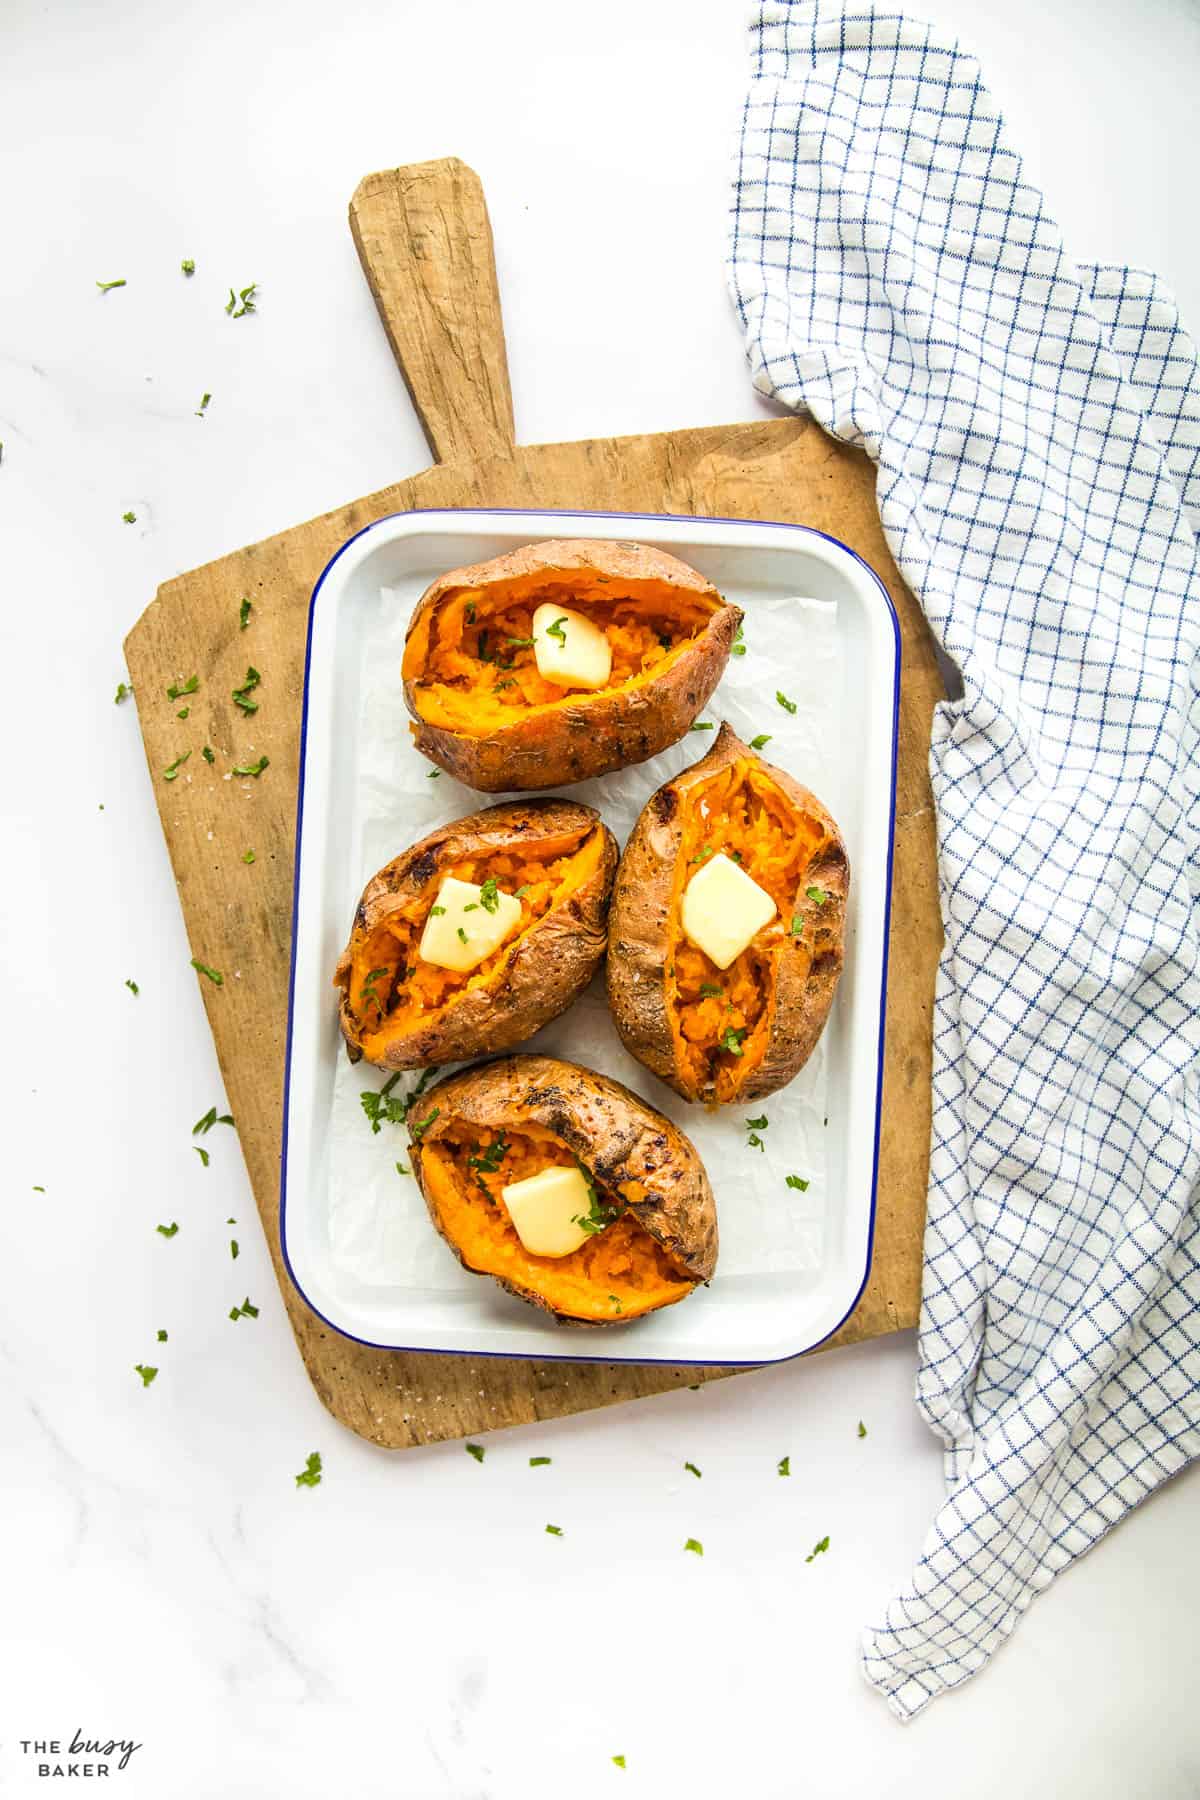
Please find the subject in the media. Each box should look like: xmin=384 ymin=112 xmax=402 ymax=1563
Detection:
xmin=729 ymin=0 xmax=1200 ymax=1720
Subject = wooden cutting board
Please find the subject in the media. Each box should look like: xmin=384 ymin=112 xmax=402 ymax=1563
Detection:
xmin=124 ymin=158 xmax=943 ymax=1449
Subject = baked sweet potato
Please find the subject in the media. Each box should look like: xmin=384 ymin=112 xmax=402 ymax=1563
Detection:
xmin=401 ymin=537 xmax=742 ymax=790
xmin=407 ymin=1054 xmax=718 ymax=1324
xmin=334 ymin=800 xmax=617 ymax=1069
xmin=606 ymin=722 xmax=849 ymax=1104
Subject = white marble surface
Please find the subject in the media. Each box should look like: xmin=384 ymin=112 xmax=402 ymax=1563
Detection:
xmin=2 ymin=0 xmax=1197 ymax=1794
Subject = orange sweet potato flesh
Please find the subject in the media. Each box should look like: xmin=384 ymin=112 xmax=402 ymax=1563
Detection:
xmin=418 ymin=1125 xmax=694 ymax=1323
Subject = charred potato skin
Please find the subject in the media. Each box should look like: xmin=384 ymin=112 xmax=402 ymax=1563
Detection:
xmin=402 ymin=537 xmax=743 ymax=791
xmin=334 ymin=801 xmax=617 ymax=1070
xmin=409 ymin=1054 xmax=719 ymax=1323
xmin=606 ymin=722 xmax=849 ymax=1104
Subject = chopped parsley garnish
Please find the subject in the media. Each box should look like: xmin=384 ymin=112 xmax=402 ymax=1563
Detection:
xmin=719 ymin=1026 xmax=747 ymax=1057
xmin=749 ymin=733 xmax=772 ymax=751
xmin=699 ymin=982 xmax=722 ymax=998
xmin=806 ymin=885 xmax=828 ymax=906
xmin=545 ymin=1524 xmax=563 ymax=1536
xmin=359 ymin=966 xmax=389 ymax=1011
xmin=239 ymin=596 xmax=253 ymax=630
xmin=122 ymin=510 xmax=136 ymax=523
xmin=790 ymin=916 xmax=803 ymax=938
xmin=134 ymin=1363 xmax=157 ymax=1386
xmin=230 ymin=1239 xmax=239 ymax=1260
xmin=163 ymin=752 xmax=191 ymax=781
xmin=805 ymin=1535 xmax=830 ymax=1563
xmin=464 ymin=602 xmax=476 ymax=624
xmin=684 ymin=1461 xmax=702 ymax=1478
xmin=32 ymin=1185 xmax=45 ymax=1192
xmin=242 ymin=849 xmax=255 ymax=864
xmin=232 ymin=756 xmax=269 ymax=777
xmin=858 ymin=1420 xmax=867 ymax=1439
xmin=157 ymin=1329 xmax=168 ymax=1341
xmin=231 ymin=666 xmax=261 ymax=713
xmin=226 ymin=282 xmax=258 ymax=318
xmin=467 ymin=1134 xmax=511 ymax=1196
xmin=427 ymin=768 xmax=440 ymax=778
xmin=689 ymin=844 xmax=715 ymax=865
xmin=229 ymin=1297 xmax=259 ymax=1321
xmin=456 ymin=926 xmax=468 ymax=944
xmin=114 ymin=681 xmax=131 ymax=704
xmin=190 ymin=958 xmax=223 ymax=985
xmin=465 ymin=1443 xmax=485 ymax=1463
xmin=778 ymin=1455 xmax=790 ymax=1477
xmin=745 ymin=1114 xmax=768 ymax=1150
xmin=96 ymin=278 xmax=126 ymax=293
xmin=194 ymin=1146 xmax=209 ymax=1167
xmin=193 ymin=1105 xmax=235 ymax=1135
xmin=181 ymin=259 xmax=195 ymax=276
xmin=196 ymin=392 xmax=211 ymax=418
xmin=295 ymin=1451 xmax=322 ymax=1488
xmin=430 ymin=905 xmax=446 ymax=916
xmin=156 ymin=1222 xmax=179 ymax=1239
xmin=513 ymin=884 xmax=531 ymax=897
xmin=690 ymin=720 xmax=714 ymax=732
xmin=463 ymin=903 xmax=478 ymax=912
xmin=544 ymin=616 xmax=568 ymax=645
xmin=360 ymin=1068 xmax=433 ymax=1134
xmin=684 ymin=1538 xmax=703 ymax=1556
xmin=613 ymin=1756 xmax=627 ymax=1770
xmin=167 ymin=674 xmax=199 ymax=700
xmin=505 ymin=634 xmax=535 ymax=647
xmin=202 ymin=745 xmax=215 ymax=764
xmin=529 ymin=1456 xmax=551 ymax=1467
xmin=731 ymin=622 xmax=746 ymax=656
xmin=493 ymin=677 xmax=516 ymax=691
xmin=177 ymin=706 xmax=190 ymax=720
xmin=479 ymin=877 xmax=501 ymax=913
xmin=786 ymin=1174 xmax=810 ymax=1192
xmin=409 ymin=1106 xmax=440 ymax=1141
xmin=394 ymin=1160 xmax=410 ymax=1177
xmin=125 ymin=978 xmax=139 ymax=996
xmin=572 ymin=1163 xmax=618 ymax=1235
xmin=776 ymin=690 xmax=797 ymax=714
xmin=476 ymin=630 xmax=492 ymax=663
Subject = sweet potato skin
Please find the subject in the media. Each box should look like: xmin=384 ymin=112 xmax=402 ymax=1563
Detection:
xmin=606 ymin=722 xmax=849 ymax=1104
xmin=334 ymin=800 xmax=617 ymax=1069
xmin=408 ymin=1054 xmax=718 ymax=1323
xmin=402 ymin=537 xmax=742 ymax=791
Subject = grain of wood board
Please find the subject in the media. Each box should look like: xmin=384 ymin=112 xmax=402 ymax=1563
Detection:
xmin=124 ymin=159 xmax=942 ymax=1449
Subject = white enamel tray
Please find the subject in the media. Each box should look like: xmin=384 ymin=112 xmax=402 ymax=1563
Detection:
xmin=281 ymin=509 xmax=899 ymax=1364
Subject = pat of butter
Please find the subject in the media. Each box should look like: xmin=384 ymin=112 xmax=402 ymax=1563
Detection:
xmin=532 ymin=602 xmax=613 ymax=690
xmin=501 ymin=1164 xmax=594 ymax=1258
xmin=680 ymin=852 xmax=777 ymax=970
xmin=418 ymin=876 xmax=523 ymax=974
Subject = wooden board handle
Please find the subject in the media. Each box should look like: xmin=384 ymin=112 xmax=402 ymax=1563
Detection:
xmin=349 ymin=158 xmax=516 ymax=466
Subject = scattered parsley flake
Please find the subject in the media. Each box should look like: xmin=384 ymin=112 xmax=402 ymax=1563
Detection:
xmin=806 ymin=1535 xmax=830 ymax=1563
xmin=790 ymin=916 xmax=803 ymax=938
xmin=196 ymin=392 xmax=211 ymax=418
xmin=193 ymin=1106 xmax=217 ymax=1134
xmin=122 ymin=510 xmax=136 ymax=523
xmin=684 ymin=1461 xmax=702 ymax=1479
xmin=505 ymin=634 xmax=535 ymax=648
xmin=194 ymin=1146 xmax=209 ymax=1167
xmin=226 ymin=282 xmax=258 ymax=318
xmin=202 ymin=745 xmax=215 ymax=764
xmin=684 ymin=1538 xmax=703 ymax=1556
xmin=181 ymin=258 xmax=195 ymax=276
xmin=134 ymin=1363 xmax=157 ymax=1386
xmin=242 ymin=849 xmax=255 ymax=864
xmin=166 ymin=674 xmax=199 ymax=700
xmin=731 ymin=622 xmax=746 ymax=656
xmin=295 ymin=1451 xmax=322 ymax=1488
xmin=32 ymin=1185 xmax=45 ymax=1193
xmin=613 ymin=1755 xmax=626 ymax=1770
xmin=427 ymin=768 xmax=440 ymax=778
xmin=690 ymin=844 xmax=715 ymax=865
xmin=699 ymin=982 xmax=722 ymax=998
xmin=545 ymin=1524 xmax=563 ymax=1536
xmin=430 ymin=905 xmax=446 ymax=917
xmin=409 ymin=1106 xmax=440 ymax=1142
xmin=232 ymin=665 xmax=261 ymax=714
xmin=229 ymin=1297 xmax=259 ymax=1321
xmin=719 ymin=1026 xmax=747 ymax=1057
xmin=745 ymin=1113 xmax=768 ymax=1151
xmin=786 ymin=1174 xmax=810 ymax=1192
xmin=163 ymin=751 xmax=191 ymax=782
xmin=465 ymin=1442 xmax=485 ymax=1463
xmin=156 ymin=1222 xmax=179 ymax=1239
xmin=114 ymin=681 xmax=132 ymax=704
xmin=360 ymin=1068 xmax=434 ymax=1135
xmin=157 ymin=1329 xmax=168 ymax=1342
xmin=690 ymin=720 xmax=714 ymax=732
xmin=806 ymin=885 xmax=828 ymax=906
xmin=479 ymin=877 xmax=500 ymax=914
xmin=778 ymin=1455 xmax=790 ymax=1477
xmin=190 ymin=958 xmax=223 ymax=985
xmin=776 ymin=690 xmax=797 ymax=714
xmin=858 ymin=1420 xmax=868 ymax=1439
xmin=97 ymin=278 xmax=126 ymax=293
xmin=749 ymin=733 xmax=772 ymax=751
xmin=239 ymin=596 xmax=252 ymax=630
xmin=464 ymin=602 xmax=476 ymax=624
xmin=125 ymin=978 xmax=139 ymax=996
xmin=394 ymin=1160 xmax=410 ymax=1177
xmin=230 ymin=1239 xmax=239 ymax=1260
xmin=545 ymin=616 xmax=568 ymax=645
xmin=529 ymin=1456 xmax=551 ymax=1467
xmin=232 ymin=756 xmax=268 ymax=777
xmin=456 ymin=926 xmax=468 ymax=944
